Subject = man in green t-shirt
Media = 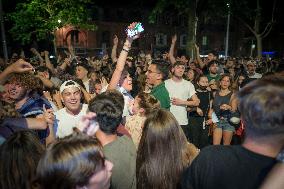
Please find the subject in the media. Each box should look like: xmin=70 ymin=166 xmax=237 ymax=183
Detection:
xmin=206 ymin=60 xmax=221 ymax=82
xmin=88 ymin=91 xmax=137 ymax=189
xmin=146 ymin=60 xmax=171 ymax=110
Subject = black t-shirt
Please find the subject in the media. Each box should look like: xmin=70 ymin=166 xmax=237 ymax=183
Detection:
xmin=182 ymin=145 xmax=276 ymax=189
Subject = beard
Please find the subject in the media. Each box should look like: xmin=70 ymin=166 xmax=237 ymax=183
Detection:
xmin=173 ymin=73 xmax=183 ymax=79
xmin=198 ymin=85 xmax=207 ymax=90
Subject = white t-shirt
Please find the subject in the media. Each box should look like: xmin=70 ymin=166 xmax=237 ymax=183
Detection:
xmin=165 ymin=79 xmax=196 ymax=125
xmin=54 ymin=104 xmax=88 ymax=138
xmin=248 ymin=72 xmax=262 ymax=79
xmin=83 ymin=79 xmax=90 ymax=93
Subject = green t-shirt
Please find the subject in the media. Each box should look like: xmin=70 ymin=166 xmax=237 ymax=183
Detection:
xmin=103 ymin=135 xmax=137 ymax=189
xmin=151 ymin=82 xmax=171 ymax=110
xmin=206 ymin=74 xmax=221 ymax=82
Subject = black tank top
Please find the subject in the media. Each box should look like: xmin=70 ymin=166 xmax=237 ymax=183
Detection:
xmin=212 ymin=91 xmax=232 ymax=118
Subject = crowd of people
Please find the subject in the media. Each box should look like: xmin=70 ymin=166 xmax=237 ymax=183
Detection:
xmin=0 ymin=22 xmax=283 ymax=189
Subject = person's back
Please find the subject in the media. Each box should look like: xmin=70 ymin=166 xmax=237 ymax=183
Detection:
xmin=88 ymin=90 xmax=137 ymax=189
xmin=182 ymin=145 xmax=276 ymax=189
xmin=103 ymin=135 xmax=137 ymax=189
xmin=182 ymin=73 xmax=284 ymax=189
xmin=137 ymin=109 xmax=199 ymax=189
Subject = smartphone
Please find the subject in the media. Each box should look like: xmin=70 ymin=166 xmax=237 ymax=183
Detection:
xmin=126 ymin=22 xmax=144 ymax=38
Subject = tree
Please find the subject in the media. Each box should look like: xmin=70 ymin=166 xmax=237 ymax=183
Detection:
xmin=149 ymin=0 xmax=225 ymax=59
xmin=150 ymin=0 xmax=277 ymax=59
xmin=149 ymin=0 xmax=198 ymax=58
xmin=230 ymin=0 xmax=277 ymax=58
xmin=8 ymin=0 xmax=96 ymax=54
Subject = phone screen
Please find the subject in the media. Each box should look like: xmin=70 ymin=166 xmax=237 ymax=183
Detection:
xmin=126 ymin=22 xmax=144 ymax=37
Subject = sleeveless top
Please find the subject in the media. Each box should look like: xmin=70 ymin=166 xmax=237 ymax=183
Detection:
xmin=212 ymin=91 xmax=233 ymax=118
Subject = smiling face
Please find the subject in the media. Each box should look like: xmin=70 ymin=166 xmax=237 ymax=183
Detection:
xmin=1 ymin=84 xmax=14 ymax=103
xmin=198 ymin=76 xmax=209 ymax=88
xmin=61 ymin=87 xmax=82 ymax=114
xmin=8 ymin=82 xmax=29 ymax=102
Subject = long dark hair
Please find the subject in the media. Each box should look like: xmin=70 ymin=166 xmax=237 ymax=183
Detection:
xmin=137 ymin=109 xmax=193 ymax=189
xmin=0 ymin=130 xmax=44 ymax=189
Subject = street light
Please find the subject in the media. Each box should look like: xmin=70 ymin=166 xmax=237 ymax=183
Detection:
xmin=225 ymin=3 xmax=230 ymax=60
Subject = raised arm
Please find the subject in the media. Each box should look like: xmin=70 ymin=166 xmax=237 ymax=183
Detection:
xmin=169 ymin=34 xmax=177 ymax=64
xmin=111 ymin=35 xmax=119 ymax=63
xmin=36 ymin=73 xmax=54 ymax=88
xmin=107 ymin=38 xmax=132 ymax=90
xmin=44 ymin=51 xmax=55 ymax=74
xmin=30 ymin=48 xmax=44 ymax=65
xmin=107 ymin=22 xmax=141 ymax=90
xmin=195 ymin=44 xmax=205 ymax=69
xmin=0 ymin=59 xmax=33 ymax=84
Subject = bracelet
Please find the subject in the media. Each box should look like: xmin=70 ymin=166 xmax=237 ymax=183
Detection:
xmin=122 ymin=48 xmax=129 ymax=53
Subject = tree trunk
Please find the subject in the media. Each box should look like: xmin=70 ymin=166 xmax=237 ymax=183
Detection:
xmin=256 ymin=34 xmax=262 ymax=59
xmin=52 ymin=31 xmax=58 ymax=57
xmin=186 ymin=0 xmax=197 ymax=59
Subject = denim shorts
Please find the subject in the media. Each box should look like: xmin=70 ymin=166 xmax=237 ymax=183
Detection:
xmin=216 ymin=119 xmax=235 ymax=132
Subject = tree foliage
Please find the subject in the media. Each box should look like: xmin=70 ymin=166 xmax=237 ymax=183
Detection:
xmin=8 ymin=0 xmax=96 ymax=44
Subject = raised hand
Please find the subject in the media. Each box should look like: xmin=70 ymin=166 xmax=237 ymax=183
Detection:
xmin=172 ymin=34 xmax=177 ymax=44
xmin=113 ymin=35 xmax=119 ymax=46
xmin=30 ymin=48 xmax=38 ymax=54
xmin=77 ymin=112 xmax=98 ymax=136
xmin=195 ymin=44 xmax=199 ymax=51
xmin=43 ymin=104 xmax=55 ymax=126
xmin=100 ymin=77 xmax=108 ymax=88
xmin=7 ymin=59 xmax=34 ymax=73
xmin=126 ymin=22 xmax=143 ymax=42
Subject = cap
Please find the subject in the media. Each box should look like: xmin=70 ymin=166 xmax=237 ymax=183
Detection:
xmin=60 ymin=80 xmax=81 ymax=94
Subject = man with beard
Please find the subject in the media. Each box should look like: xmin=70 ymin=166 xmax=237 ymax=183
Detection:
xmin=206 ymin=60 xmax=221 ymax=82
xmin=54 ymin=80 xmax=88 ymax=138
xmin=165 ymin=62 xmax=200 ymax=140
